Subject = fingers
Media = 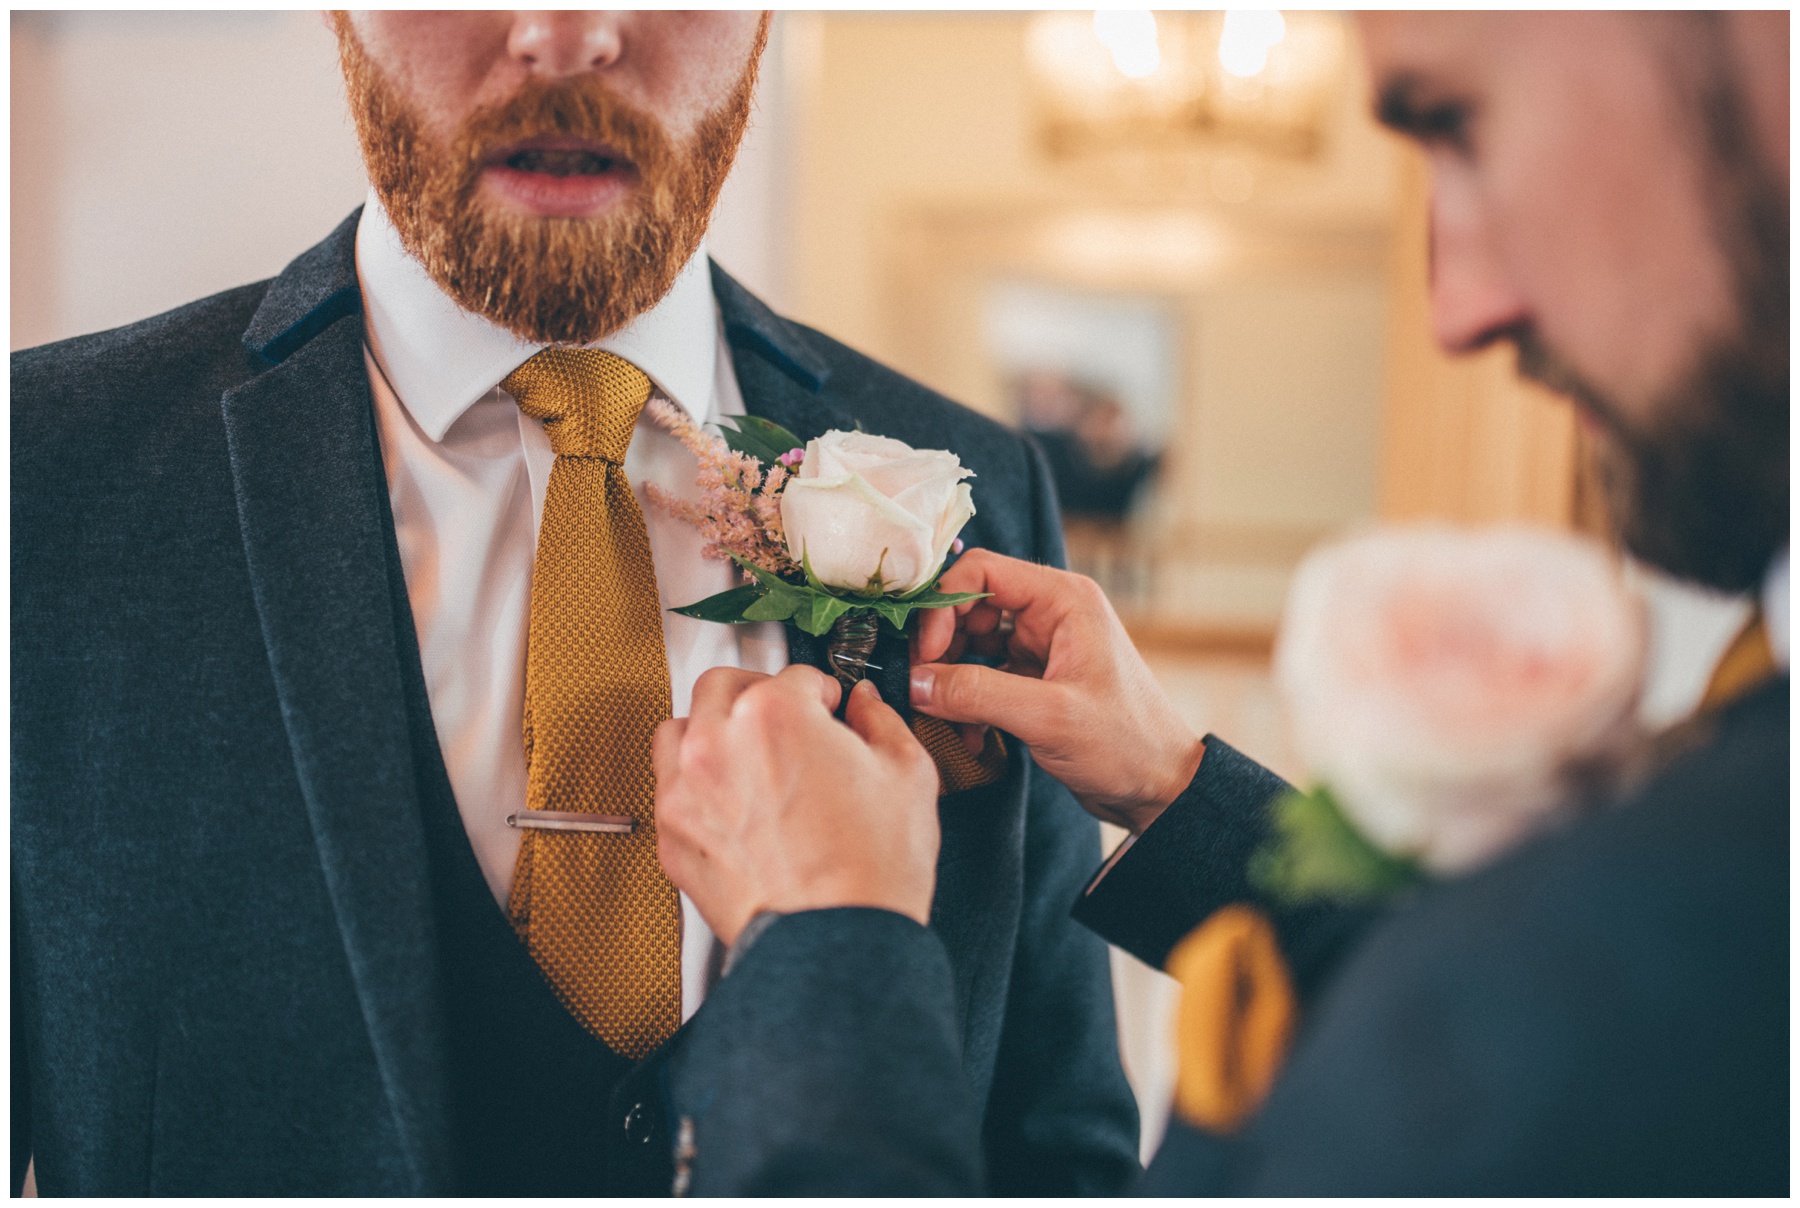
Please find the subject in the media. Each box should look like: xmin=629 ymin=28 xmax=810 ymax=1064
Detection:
xmin=843 ymin=679 xmax=923 ymax=762
xmin=909 ymin=659 xmax=1057 ymax=734
xmin=914 ymin=604 xmax=958 ymax=665
xmin=934 ymin=548 xmax=1083 ymax=619
xmin=726 ymin=664 xmax=841 ymax=741
xmin=687 ymin=666 xmax=770 ymax=726
xmin=775 ymin=662 xmax=843 ymax=715
xmin=934 ymin=551 xmax=1114 ymax=672
xmin=922 ymin=552 xmax=1103 ymax=681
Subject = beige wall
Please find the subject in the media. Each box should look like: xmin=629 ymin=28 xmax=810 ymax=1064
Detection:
xmin=11 ymin=12 xmax=367 ymax=348
xmin=1376 ymin=149 xmax=1581 ymax=527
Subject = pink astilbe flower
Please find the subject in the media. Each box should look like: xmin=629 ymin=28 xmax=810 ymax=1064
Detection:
xmin=642 ymin=398 xmax=799 ymax=577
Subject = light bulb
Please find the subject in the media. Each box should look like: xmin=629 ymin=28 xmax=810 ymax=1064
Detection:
xmin=1094 ymin=9 xmax=1161 ymax=80
xmin=1218 ymin=9 xmax=1286 ymax=79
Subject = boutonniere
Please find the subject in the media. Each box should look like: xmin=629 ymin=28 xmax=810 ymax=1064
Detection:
xmin=1167 ymin=526 xmax=1648 ymax=1138
xmin=1249 ymin=526 xmax=1650 ymax=906
xmin=644 ymin=402 xmax=985 ymax=686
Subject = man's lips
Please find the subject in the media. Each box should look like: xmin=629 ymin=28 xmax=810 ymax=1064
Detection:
xmin=479 ymin=135 xmax=639 ymax=218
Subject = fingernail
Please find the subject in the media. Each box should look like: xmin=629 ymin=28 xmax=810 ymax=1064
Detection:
xmin=853 ymin=677 xmax=879 ymax=697
xmin=909 ymin=666 xmax=935 ymax=706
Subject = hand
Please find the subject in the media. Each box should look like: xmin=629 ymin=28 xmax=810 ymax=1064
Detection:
xmin=910 ymin=549 xmax=1204 ymax=834
xmin=654 ymin=664 xmax=942 ymax=948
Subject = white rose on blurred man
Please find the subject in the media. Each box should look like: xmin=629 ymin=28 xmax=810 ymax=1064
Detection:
xmin=780 ymin=430 xmax=976 ymax=595
xmin=1257 ymin=525 xmax=1648 ymax=900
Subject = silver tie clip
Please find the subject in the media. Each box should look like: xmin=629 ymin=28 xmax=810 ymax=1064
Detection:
xmin=506 ymin=811 xmax=635 ymax=834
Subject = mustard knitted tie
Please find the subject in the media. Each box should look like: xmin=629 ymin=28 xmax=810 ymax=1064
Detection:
xmin=502 ymin=348 xmax=680 ymax=1060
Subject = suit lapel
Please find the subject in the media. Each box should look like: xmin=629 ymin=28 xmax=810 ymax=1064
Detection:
xmin=712 ymin=264 xmax=1027 ymax=1083
xmin=710 ymin=259 xmax=847 ymax=440
xmin=223 ymin=220 xmax=454 ymax=1192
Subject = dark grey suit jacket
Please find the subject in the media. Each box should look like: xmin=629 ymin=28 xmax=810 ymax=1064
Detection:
xmin=10 ymin=211 xmax=1140 ymax=1195
xmin=668 ymin=676 xmax=1789 ymax=1194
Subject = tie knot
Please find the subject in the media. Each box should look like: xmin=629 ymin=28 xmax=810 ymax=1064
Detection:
xmin=502 ymin=348 xmax=652 ymax=462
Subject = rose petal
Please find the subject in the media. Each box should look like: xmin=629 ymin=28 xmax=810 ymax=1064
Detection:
xmin=1273 ymin=525 xmax=1646 ymax=873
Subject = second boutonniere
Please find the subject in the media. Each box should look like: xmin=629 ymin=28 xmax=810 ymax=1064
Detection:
xmin=643 ymin=402 xmax=986 ymax=684
xmin=1250 ymin=525 xmax=1650 ymax=906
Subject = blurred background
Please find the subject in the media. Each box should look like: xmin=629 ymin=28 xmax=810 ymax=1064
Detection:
xmin=12 ymin=10 xmax=1755 ymax=1159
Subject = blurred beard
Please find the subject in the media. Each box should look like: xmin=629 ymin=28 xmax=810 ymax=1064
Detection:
xmin=1516 ymin=325 xmax=1786 ymax=593
xmin=1511 ymin=25 xmax=1787 ymax=594
xmin=336 ymin=22 xmax=760 ymax=345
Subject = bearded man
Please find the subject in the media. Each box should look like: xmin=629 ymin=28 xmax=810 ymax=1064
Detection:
xmin=11 ymin=13 xmax=1138 ymax=1195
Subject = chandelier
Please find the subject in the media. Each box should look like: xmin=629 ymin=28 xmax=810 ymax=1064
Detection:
xmin=1026 ymin=10 xmax=1349 ymax=161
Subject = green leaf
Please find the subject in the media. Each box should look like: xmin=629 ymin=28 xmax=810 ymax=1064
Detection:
xmin=742 ymin=589 xmax=802 ymax=622
xmin=897 ymin=572 xmax=941 ymax=601
xmin=798 ymin=592 xmax=856 ymax=636
xmin=728 ymin=554 xmax=794 ymax=592
xmin=740 ymin=415 xmax=804 ymax=455
xmin=718 ymin=415 xmax=803 ymax=465
xmin=670 ymin=583 xmax=766 ymax=624
xmin=871 ymin=598 xmax=914 ymax=632
xmin=904 ymin=589 xmax=990 ymax=610
xmin=864 ymin=597 xmax=907 ymax=630
xmin=713 ymin=552 xmax=989 ymax=636
xmin=1248 ymin=786 xmax=1424 ymax=907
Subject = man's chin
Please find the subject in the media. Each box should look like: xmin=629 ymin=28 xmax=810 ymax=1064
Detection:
xmin=478 ymin=165 xmax=638 ymax=220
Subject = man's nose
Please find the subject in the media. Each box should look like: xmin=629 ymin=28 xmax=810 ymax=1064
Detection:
xmin=1428 ymin=180 xmax=1531 ymax=353
xmin=506 ymin=12 xmax=624 ymax=78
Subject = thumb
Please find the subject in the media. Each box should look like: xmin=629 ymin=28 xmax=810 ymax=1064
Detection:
xmin=910 ymin=660 xmax=1051 ymax=735
xmin=844 ymin=679 xmax=928 ymax=765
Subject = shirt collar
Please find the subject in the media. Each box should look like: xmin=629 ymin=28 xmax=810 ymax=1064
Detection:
xmin=355 ymin=191 xmax=718 ymax=442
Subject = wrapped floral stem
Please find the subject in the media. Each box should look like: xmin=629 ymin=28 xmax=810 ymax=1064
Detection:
xmin=826 ymin=612 xmax=881 ymax=689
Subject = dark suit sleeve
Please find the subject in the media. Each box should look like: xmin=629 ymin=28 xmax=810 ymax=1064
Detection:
xmin=1071 ymin=736 xmax=1370 ymax=996
xmin=667 ymin=909 xmax=984 ymax=1196
xmin=1072 ymin=734 xmax=1292 ymax=969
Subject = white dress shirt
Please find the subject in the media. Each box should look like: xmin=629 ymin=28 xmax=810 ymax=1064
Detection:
xmin=355 ymin=195 xmax=786 ymax=1021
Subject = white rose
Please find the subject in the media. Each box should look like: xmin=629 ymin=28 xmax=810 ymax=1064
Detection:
xmin=1275 ymin=525 xmax=1647 ymax=874
xmin=779 ymin=430 xmax=976 ymax=595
